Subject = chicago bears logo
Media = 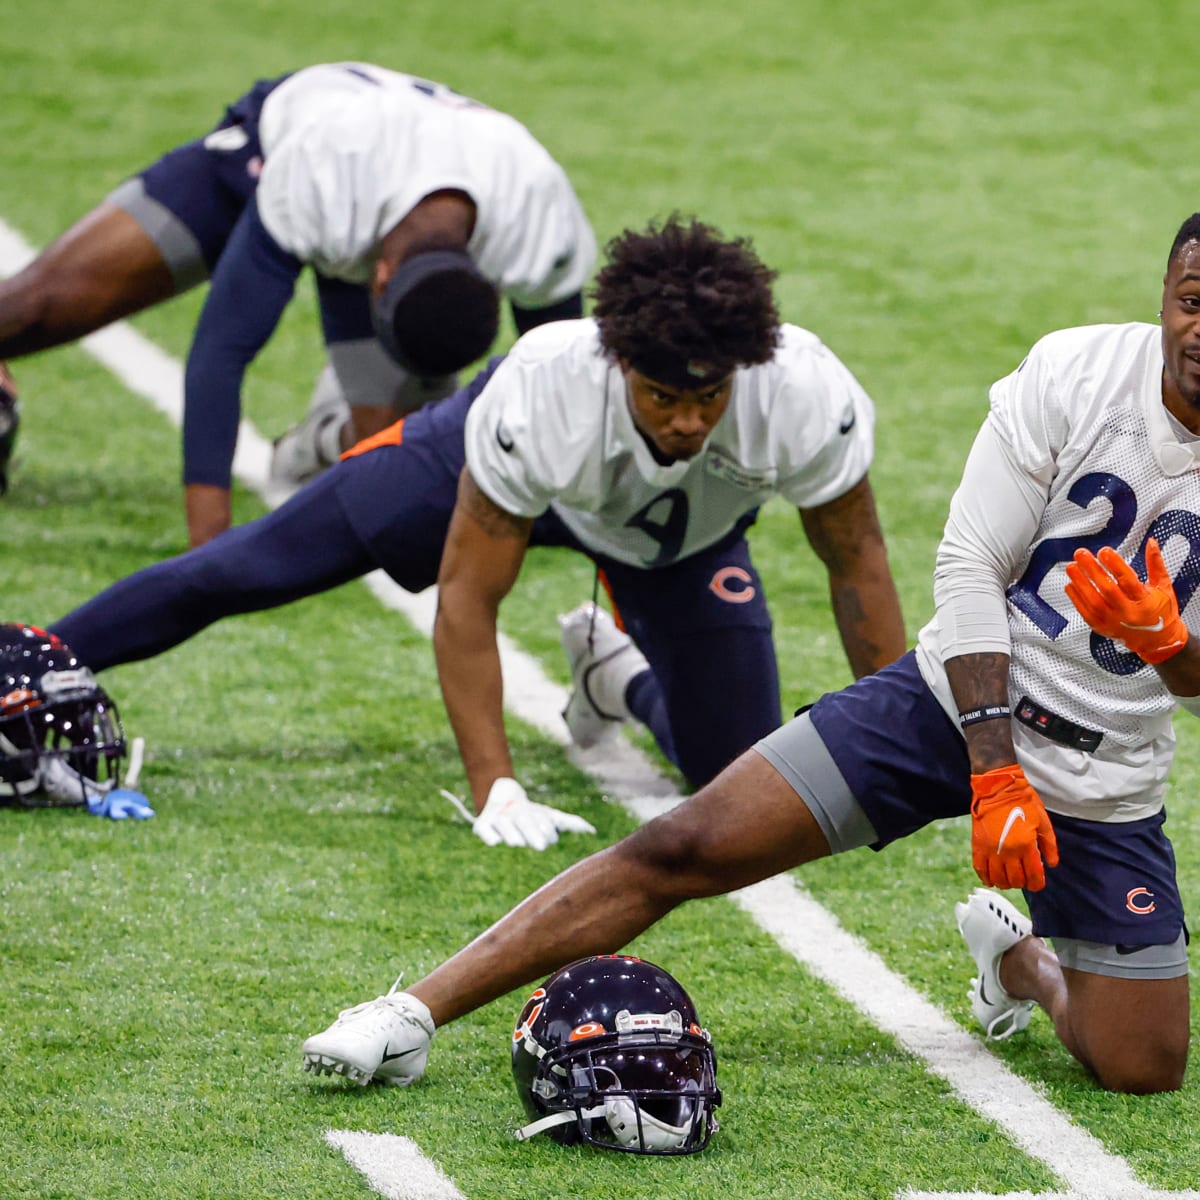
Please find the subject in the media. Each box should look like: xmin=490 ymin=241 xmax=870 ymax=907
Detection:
xmin=708 ymin=566 xmax=756 ymax=604
xmin=1125 ymin=887 xmax=1156 ymax=915
xmin=513 ymin=987 xmax=547 ymax=1043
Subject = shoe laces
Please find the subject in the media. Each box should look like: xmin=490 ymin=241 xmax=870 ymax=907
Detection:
xmin=333 ymin=974 xmax=409 ymax=1025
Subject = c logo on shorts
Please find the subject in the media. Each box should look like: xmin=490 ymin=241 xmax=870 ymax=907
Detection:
xmin=1125 ymin=887 xmax=1156 ymax=915
xmin=708 ymin=566 xmax=756 ymax=604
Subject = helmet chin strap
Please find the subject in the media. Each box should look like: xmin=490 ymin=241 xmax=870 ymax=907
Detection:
xmin=514 ymin=1099 xmax=694 ymax=1151
xmin=514 ymin=1104 xmax=608 ymax=1143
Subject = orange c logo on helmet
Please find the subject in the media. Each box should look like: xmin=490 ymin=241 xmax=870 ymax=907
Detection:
xmin=709 ymin=566 xmax=756 ymax=604
xmin=1126 ymin=887 xmax=1156 ymax=915
xmin=569 ymin=1022 xmax=605 ymax=1042
xmin=512 ymin=988 xmax=546 ymax=1042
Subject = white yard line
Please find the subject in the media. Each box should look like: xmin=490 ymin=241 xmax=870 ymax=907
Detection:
xmin=3 ymin=217 xmax=1191 ymax=1200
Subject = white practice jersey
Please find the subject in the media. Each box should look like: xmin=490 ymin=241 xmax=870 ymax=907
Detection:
xmin=917 ymin=322 xmax=1200 ymax=821
xmin=463 ymin=320 xmax=875 ymax=568
xmin=255 ymin=63 xmax=596 ymax=304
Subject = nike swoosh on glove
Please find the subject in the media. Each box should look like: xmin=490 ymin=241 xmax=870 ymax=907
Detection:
xmin=470 ymin=777 xmax=596 ymax=851
xmin=1064 ymin=537 xmax=1189 ymax=664
xmin=970 ymin=764 xmax=1058 ymax=891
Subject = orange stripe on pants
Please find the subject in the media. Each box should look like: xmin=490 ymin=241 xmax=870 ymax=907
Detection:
xmin=340 ymin=417 xmax=406 ymax=460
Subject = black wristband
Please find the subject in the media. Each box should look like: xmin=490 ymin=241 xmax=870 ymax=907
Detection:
xmin=959 ymin=704 xmax=1011 ymax=728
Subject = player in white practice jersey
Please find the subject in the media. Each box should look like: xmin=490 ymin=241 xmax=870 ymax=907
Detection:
xmin=0 ymin=63 xmax=595 ymax=545
xmin=304 ymin=214 xmax=1200 ymax=1096
xmin=52 ymin=216 xmax=906 ymax=850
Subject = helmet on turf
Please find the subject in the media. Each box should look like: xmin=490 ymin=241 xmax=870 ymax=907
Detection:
xmin=0 ymin=624 xmax=125 ymax=807
xmin=511 ymin=954 xmax=720 ymax=1154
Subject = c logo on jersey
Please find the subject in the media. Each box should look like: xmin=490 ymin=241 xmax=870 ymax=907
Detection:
xmin=1125 ymin=887 xmax=1156 ymax=915
xmin=709 ymin=566 xmax=756 ymax=604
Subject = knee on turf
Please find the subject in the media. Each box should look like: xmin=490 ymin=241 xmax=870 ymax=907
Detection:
xmin=1088 ymin=1031 xmax=1188 ymax=1094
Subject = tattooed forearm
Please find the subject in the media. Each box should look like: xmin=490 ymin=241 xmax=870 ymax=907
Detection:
xmin=944 ymin=652 xmax=1017 ymax=771
xmin=803 ymin=477 xmax=907 ymax=675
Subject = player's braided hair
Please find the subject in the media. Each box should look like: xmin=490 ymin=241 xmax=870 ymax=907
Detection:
xmin=1168 ymin=213 xmax=1200 ymax=267
xmin=591 ymin=215 xmax=781 ymax=381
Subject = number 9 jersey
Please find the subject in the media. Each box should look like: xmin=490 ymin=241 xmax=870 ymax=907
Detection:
xmin=462 ymin=319 xmax=875 ymax=569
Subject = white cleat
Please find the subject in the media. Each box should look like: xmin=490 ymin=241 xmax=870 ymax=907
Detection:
xmin=270 ymin=364 xmax=349 ymax=486
xmin=302 ymin=979 xmax=435 ymax=1086
xmin=955 ymin=887 xmax=1035 ymax=1040
xmin=558 ymin=602 xmax=650 ymax=749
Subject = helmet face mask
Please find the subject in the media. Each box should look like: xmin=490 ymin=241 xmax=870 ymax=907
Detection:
xmin=512 ymin=955 xmax=721 ymax=1155
xmin=0 ymin=625 xmax=125 ymax=808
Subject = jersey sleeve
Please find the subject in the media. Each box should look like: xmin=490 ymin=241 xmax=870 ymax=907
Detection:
xmin=985 ymin=334 xmax=1070 ymax=475
xmin=255 ymin=97 xmax=421 ymax=269
xmin=774 ymin=340 xmax=876 ymax=509
xmin=463 ymin=340 xmax=586 ymax=518
xmin=495 ymin=169 xmax=597 ymax=311
xmin=254 ymin=133 xmax=334 ymax=264
xmin=932 ymin=418 xmax=1050 ymax=657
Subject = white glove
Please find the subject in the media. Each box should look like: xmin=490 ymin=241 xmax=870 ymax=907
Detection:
xmin=450 ymin=777 xmax=596 ymax=851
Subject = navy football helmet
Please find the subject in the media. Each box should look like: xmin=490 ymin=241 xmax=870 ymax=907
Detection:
xmin=0 ymin=624 xmax=125 ymax=807
xmin=511 ymin=955 xmax=720 ymax=1154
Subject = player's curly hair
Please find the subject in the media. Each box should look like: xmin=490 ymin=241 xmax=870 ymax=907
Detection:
xmin=592 ymin=215 xmax=781 ymax=383
xmin=1169 ymin=213 xmax=1200 ymax=267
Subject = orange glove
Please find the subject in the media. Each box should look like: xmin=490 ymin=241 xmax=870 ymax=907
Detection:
xmin=1063 ymin=538 xmax=1188 ymax=664
xmin=970 ymin=764 xmax=1059 ymax=891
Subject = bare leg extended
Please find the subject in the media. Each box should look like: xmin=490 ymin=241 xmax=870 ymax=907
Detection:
xmin=0 ymin=202 xmax=176 ymax=356
xmin=1000 ymin=938 xmax=1189 ymax=1093
xmin=408 ymin=749 xmax=833 ymax=1024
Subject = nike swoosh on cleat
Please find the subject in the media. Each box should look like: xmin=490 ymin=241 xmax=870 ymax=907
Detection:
xmin=1120 ymin=617 xmax=1164 ymax=632
xmin=977 ymin=975 xmax=992 ymax=1005
xmin=381 ymin=1045 xmax=421 ymax=1063
xmin=996 ymin=806 xmax=1026 ymax=856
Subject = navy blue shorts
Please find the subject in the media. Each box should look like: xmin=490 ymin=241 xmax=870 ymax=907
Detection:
xmin=1025 ymin=809 xmax=1185 ymax=946
xmin=807 ymin=651 xmax=971 ymax=844
xmin=136 ymin=73 xmax=289 ymax=273
xmin=786 ymin=652 xmax=1187 ymax=950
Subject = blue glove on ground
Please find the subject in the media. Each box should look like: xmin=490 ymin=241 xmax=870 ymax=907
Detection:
xmin=86 ymin=788 xmax=155 ymax=820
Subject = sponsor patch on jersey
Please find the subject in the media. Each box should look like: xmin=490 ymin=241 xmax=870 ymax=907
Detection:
xmin=703 ymin=450 xmax=776 ymax=490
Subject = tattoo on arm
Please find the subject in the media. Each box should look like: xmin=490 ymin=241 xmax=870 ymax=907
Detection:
xmin=458 ymin=469 xmax=534 ymax=540
xmin=801 ymin=476 xmax=907 ymax=674
xmin=944 ymin=651 xmax=1017 ymax=772
xmin=800 ymin=477 xmax=877 ymax=572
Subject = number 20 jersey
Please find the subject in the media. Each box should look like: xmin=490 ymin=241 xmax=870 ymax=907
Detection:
xmin=922 ymin=321 xmax=1200 ymax=819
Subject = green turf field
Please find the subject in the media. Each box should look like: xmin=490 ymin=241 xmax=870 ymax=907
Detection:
xmin=2 ymin=2 xmax=1199 ymax=1197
